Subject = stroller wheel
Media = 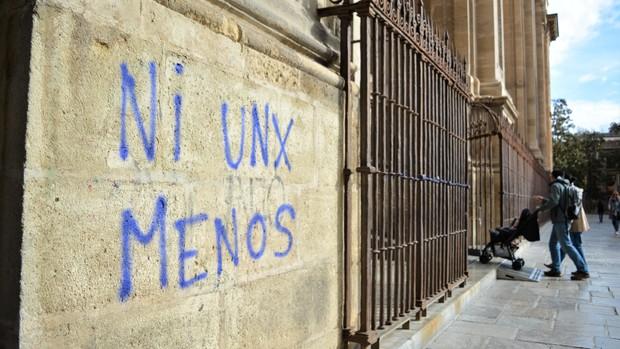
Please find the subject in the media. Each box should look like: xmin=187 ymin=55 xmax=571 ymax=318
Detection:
xmin=512 ymin=258 xmax=525 ymax=271
xmin=479 ymin=250 xmax=493 ymax=264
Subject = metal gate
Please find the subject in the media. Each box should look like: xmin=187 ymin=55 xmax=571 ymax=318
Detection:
xmin=500 ymin=123 xmax=549 ymax=227
xmin=469 ymin=103 xmax=549 ymax=249
xmin=320 ymin=1 xmax=470 ymax=347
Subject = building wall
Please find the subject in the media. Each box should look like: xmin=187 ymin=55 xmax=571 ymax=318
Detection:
xmin=0 ymin=1 xmax=33 ymax=347
xmin=427 ymin=0 xmax=554 ymax=170
xmin=425 ymin=0 xmax=554 ymax=246
xmin=17 ymin=0 xmax=343 ymax=348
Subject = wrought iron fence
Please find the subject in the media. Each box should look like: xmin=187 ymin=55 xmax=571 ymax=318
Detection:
xmin=320 ymin=1 xmax=470 ymax=347
xmin=468 ymin=103 xmax=549 ymax=250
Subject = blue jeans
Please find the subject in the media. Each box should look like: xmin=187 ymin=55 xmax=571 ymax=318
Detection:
xmin=558 ymin=232 xmax=586 ymax=265
xmin=613 ymin=217 xmax=619 ymax=232
xmin=549 ymin=221 xmax=588 ymax=273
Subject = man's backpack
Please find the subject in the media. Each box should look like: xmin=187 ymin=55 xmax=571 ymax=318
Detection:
xmin=552 ymin=179 xmax=582 ymax=220
xmin=563 ymin=183 xmax=582 ymax=220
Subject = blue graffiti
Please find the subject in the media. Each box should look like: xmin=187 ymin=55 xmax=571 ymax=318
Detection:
xmin=175 ymin=63 xmax=184 ymax=75
xmin=250 ymin=103 xmax=269 ymax=167
xmin=118 ymin=195 xmax=168 ymax=302
xmin=119 ymin=62 xmax=158 ymax=161
xmin=173 ymin=63 xmax=184 ymax=162
xmin=214 ymin=208 xmax=240 ymax=276
xmin=221 ymin=102 xmax=246 ymax=169
xmin=175 ymin=213 xmax=209 ymax=289
xmin=273 ymin=204 xmax=296 ymax=258
xmin=118 ymin=196 xmax=297 ymax=301
xmin=273 ymin=114 xmax=293 ymax=171
xmin=116 ymin=61 xmax=300 ymax=303
xmin=246 ymin=213 xmax=267 ymax=260
xmin=220 ymin=101 xmax=294 ymax=170
xmin=120 ymin=62 xmax=185 ymax=162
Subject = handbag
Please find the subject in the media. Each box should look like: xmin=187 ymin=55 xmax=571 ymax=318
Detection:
xmin=571 ymin=208 xmax=589 ymax=233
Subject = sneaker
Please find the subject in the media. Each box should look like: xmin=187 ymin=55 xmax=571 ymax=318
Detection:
xmin=544 ymin=270 xmax=562 ymax=277
xmin=571 ymin=271 xmax=590 ymax=280
xmin=544 ymin=263 xmax=553 ymax=269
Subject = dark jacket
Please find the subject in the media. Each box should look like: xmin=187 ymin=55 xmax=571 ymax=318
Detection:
xmin=538 ymin=177 xmax=570 ymax=223
xmin=609 ymin=197 xmax=620 ymax=217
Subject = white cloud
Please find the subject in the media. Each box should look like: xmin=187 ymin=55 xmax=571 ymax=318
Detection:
xmin=569 ymin=100 xmax=620 ymax=132
xmin=548 ymin=0 xmax=617 ymax=66
xmin=577 ymin=64 xmax=619 ymax=83
xmin=578 ymin=74 xmax=597 ymax=83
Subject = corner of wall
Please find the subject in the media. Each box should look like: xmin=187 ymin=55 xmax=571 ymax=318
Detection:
xmin=0 ymin=2 xmax=34 ymax=348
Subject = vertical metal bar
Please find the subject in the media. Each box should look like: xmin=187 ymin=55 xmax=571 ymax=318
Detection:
xmin=416 ymin=54 xmax=424 ymax=307
xmin=339 ymin=13 xmax=353 ymax=335
xmin=463 ymin=97 xmax=468 ymax=276
xmin=371 ymin=15 xmax=379 ymax=332
xmin=500 ymin=136 xmax=505 ymax=227
xmin=405 ymin=40 xmax=413 ymax=313
xmin=385 ymin=27 xmax=395 ymax=325
xmin=391 ymin=27 xmax=399 ymax=322
xmin=424 ymin=57 xmax=428 ymax=302
xmin=440 ymin=68 xmax=445 ymax=292
xmin=394 ymin=29 xmax=401 ymax=316
xmin=432 ymin=67 xmax=438 ymax=297
xmin=379 ymin=19 xmax=386 ymax=329
xmin=448 ymin=81 xmax=453 ymax=285
xmin=410 ymin=48 xmax=418 ymax=313
xmin=397 ymin=33 xmax=405 ymax=318
xmin=359 ymin=13 xmax=374 ymax=334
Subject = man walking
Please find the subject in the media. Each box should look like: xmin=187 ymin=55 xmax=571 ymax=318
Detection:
xmin=597 ymin=200 xmax=606 ymax=224
xmin=536 ymin=170 xmax=589 ymax=280
xmin=547 ymin=177 xmax=589 ymax=275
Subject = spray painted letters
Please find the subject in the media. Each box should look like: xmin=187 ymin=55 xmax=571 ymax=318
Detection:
xmin=117 ymin=61 xmax=297 ymax=302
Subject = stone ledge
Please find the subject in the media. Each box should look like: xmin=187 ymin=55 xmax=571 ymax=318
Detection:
xmin=379 ymin=258 xmax=498 ymax=349
xmin=155 ymin=0 xmax=339 ymax=63
xmin=381 ymin=221 xmax=552 ymax=349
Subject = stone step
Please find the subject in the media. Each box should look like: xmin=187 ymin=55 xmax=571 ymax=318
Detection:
xmin=380 ymin=221 xmax=551 ymax=349
xmin=379 ymin=258 xmax=498 ymax=349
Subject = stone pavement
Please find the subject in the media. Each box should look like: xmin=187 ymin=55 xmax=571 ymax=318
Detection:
xmin=426 ymin=215 xmax=620 ymax=349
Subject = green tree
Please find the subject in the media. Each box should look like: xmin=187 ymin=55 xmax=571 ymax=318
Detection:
xmin=551 ymin=99 xmax=574 ymax=143
xmin=552 ymin=99 xmax=580 ymax=176
xmin=610 ymin=122 xmax=620 ymax=135
xmin=551 ymin=99 xmax=604 ymax=204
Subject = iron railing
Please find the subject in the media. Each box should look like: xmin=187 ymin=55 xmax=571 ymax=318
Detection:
xmin=468 ymin=104 xmax=549 ymax=249
xmin=320 ymin=1 xmax=469 ymax=347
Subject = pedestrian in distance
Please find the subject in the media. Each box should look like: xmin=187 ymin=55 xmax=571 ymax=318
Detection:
xmin=609 ymin=191 xmax=620 ymax=236
xmin=597 ymin=200 xmax=606 ymax=223
xmin=535 ymin=170 xmax=589 ymax=280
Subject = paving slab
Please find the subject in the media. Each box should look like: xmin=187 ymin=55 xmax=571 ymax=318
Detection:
xmin=425 ymin=216 xmax=620 ymax=349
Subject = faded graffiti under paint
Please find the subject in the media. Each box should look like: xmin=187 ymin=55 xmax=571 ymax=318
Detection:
xmin=117 ymin=61 xmax=298 ymax=302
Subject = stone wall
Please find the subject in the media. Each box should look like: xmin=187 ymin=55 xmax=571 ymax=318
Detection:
xmin=17 ymin=0 xmax=343 ymax=347
xmin=0 ymin=1 xmax=33 ymax=347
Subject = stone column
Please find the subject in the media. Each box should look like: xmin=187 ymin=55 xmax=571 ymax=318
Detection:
xmin=503 ymin=0 xmax=528 ymax=141
xmin=536 ymin=0 xmax=549 ymax=165
xmin=523 ymin=0 xmax=543 ymax=160
xmin=475 ymin=0 xmax=506 ymax=97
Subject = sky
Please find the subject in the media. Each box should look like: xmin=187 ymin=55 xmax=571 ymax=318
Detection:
xmin=548 ymin=0 xmax=620 ymax=133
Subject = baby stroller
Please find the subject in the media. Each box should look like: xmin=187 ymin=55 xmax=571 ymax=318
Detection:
xmin=479 ymin=208 xmax=540 ymax=270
